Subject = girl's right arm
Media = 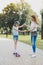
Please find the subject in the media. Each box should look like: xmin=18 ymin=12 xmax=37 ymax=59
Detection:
xmin=24 ymin=24 xmax=30 ymax=28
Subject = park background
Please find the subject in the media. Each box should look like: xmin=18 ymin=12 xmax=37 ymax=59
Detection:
xmin=0 ymin=0 xmax=43 ymax=50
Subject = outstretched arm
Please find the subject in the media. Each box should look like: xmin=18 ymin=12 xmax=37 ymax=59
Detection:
xmin=23 ymin=24 xmax=30 ymax=28
xmin=18 ymin=23 xmax=25 ymax=28
xmin=19 ymin=30 xmax=30 ymax=32
xmin=19 ymin=30 xmax=27 ymax=32
xmin=18 ymin=23 xmax=30 ymax=28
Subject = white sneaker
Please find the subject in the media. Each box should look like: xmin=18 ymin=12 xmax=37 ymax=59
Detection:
xmin=32 ymin=53 xmax=36 ymax=58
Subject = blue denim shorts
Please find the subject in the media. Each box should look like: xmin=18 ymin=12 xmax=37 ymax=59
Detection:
xmin=13 ymin=35 xmax=18 ymax=40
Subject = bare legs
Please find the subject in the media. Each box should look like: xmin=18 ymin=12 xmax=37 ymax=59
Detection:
xmin=13 ymin=40 xmax=20 ymax=57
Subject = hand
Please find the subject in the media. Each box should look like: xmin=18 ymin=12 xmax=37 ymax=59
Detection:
xmin=23 ymin=23 xmax=27 ymax=26
xmin=19 ymin=30 xmax=27 ymax=32
xmin=19 ymin=30 xmax=23 ymax=32
xmin=23 ymin=30 xmax=27 ymax=32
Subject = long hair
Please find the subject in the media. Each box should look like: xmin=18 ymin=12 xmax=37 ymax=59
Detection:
xmin=31 ymin=15 xmax=38 ymax=24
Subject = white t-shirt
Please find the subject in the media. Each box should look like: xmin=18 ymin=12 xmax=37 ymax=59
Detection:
xmin=30 ymin=21 xmax=37 ymax=32
xmin=12 ymin=26 xmax=18 ymax=36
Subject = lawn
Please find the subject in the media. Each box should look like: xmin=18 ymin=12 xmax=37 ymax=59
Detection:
xmin=19 ymin=35 xmax=43 ymax=50
xmin=0 ymin=34 xmax=43 ymax=50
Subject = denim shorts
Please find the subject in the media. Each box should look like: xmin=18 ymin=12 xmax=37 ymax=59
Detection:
xmin=13 ymin=35 xmax=18 ymax=40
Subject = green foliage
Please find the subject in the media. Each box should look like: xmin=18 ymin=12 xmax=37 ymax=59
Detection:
xmin=0 ymin=2 xmax=37 ymax=33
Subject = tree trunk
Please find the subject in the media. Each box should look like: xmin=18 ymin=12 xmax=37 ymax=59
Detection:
xmin=41 ymin=24 xmax=43 ymax=39
xmin=41 ymin=14 xmax=43 ymax=39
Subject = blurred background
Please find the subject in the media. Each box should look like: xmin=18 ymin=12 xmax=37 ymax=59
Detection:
xmin=0 ymin=0 xmax=43 ymax=50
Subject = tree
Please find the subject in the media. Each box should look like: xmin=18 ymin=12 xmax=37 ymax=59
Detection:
xmin=40 ymin=9 xmax=43 ymax=39
xmin=0 ymin=13 xmax=6 ymax=28
xmin=0 ymin=2 xmax=38 ymax=34
xmin=3 ymin=3 xmax=19 ymax=30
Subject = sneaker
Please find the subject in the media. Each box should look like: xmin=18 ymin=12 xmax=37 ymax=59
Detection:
xmin=32 ymin=54 xmax=36 ymax=58
xmin=13 ymin=52 xmax=16 ymax=55
xmin=16 ymin=53 xmax=20 ymax=57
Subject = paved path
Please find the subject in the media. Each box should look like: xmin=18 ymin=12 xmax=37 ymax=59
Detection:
xmin=0 ymin=38 xmax=43 ymax=65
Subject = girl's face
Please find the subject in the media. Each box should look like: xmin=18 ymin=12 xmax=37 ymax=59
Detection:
xmin=13 ymin=24 xmax=18 ymax=27
xmin=16 ymin=24 xmax=19 ymax=27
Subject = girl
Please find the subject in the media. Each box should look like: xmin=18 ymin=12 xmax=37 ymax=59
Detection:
xmin=25 ymin=15 xmax=38 ymax=57
xmin=30 ymin=15 xmax=38 ymax=57
xmin=12 ymin=21 xmax=25 ymax=57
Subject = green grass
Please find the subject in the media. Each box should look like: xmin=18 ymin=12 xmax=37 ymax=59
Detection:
xmin=0 ymin=34 xmax=12 ymax=39
xmin=19 ymin=35 xmax=43 ymax=50
xmin=0 ymin=34 xmax=43 ymax=50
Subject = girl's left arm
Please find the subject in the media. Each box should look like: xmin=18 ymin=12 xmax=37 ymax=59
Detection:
xmin=19 ymin=30 xmax=30 ymax=32
xmin=18 ymin=24 xmax=25 ymax=28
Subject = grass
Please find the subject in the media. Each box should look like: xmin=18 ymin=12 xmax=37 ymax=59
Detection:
xmin=0 ymin=34 xmax=43 ymax=50
xmin=19 ymin=35 xmax=43 ymax=50
xmin=0 ymin=34 xmax=12 ymax=39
